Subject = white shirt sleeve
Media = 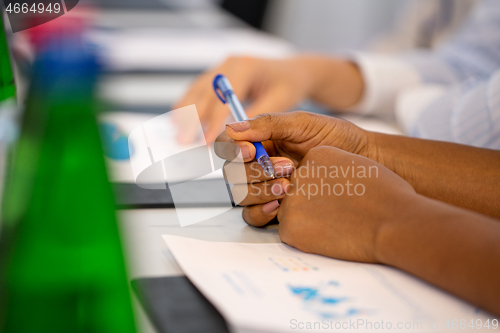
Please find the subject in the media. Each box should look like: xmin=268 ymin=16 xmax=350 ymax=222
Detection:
xmin=345 ymin=0 xmax=500 ymax=118
xmin=346 ymin=53 xmax=422 ymax=117
xmin=407 ymin=71 xmax=500 ymax=149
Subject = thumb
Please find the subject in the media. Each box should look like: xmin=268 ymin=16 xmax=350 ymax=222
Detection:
xmin=225 ymin=111 xmax=318 ymax=143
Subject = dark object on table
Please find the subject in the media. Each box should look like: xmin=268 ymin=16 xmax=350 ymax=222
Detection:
xmin=131 ymin=276 xmax=230 ymax=333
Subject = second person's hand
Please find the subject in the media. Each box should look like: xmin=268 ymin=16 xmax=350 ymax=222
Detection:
xmin=174 ymin=56 xmax=314 ymax=143
xmin=174 ymin=55 xmax=364 ymax=143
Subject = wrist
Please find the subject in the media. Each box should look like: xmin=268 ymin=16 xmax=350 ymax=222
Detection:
xmin=354 ymin=129 xmax=385 ymax=165
xmin=290 ymin=55 xmax=364 ymax=108
xmin=374 ymin=193 xmax=429 ymax=265
xmin=367 ymin=132 xmax=417 ymax=187
xmin=286 ymin=55 xmax=325 ymax=97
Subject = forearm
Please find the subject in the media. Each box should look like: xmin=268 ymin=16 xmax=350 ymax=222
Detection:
xmin=369 ymin=132 xmax=500 ymax=218
xmin=294 ymin=55 xmax=364 ymax=110
xmin=377 ymin=195 xmax=500 ymax=315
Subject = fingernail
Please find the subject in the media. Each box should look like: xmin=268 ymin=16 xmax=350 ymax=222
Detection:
xmin=227 ymin=121 xmax=250 ymax=132
xmin=263 ymin=200 xmax=280 ymax=214
xmin=271 ymin=182 xmax=284 ymax=196
xmin=240 ymin=145 xmax=251 ymax=159
xmin=274 ymin=160 xmax=294 ymax=177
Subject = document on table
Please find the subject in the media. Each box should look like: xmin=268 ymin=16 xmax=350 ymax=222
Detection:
xmin=98 ymin=74 xmax=196 ymax=107
xmin=90 ymin=28 xmax=294 ymax=72
xmin=162 ymin=235 xmax=496 ymax=333
xmin=99 ymin=111 xmax=223 ymax=184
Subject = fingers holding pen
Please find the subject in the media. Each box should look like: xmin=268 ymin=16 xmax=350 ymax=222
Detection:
xmin=231 ymin=177 xmax=290 ymax=206
xmin=224 ymin=157 xmax=295 ymax=184
xmin=214 ymin=131 xmax=275 ymax=163
xmin=230 ymin=164 xmax=292 ymax=227
xmin=242 ymin=200 xmax=281 ymax=227
xmin=214 ymin=132 xmax=255 ymax=162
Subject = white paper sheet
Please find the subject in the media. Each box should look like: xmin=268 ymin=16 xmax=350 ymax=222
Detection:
xmin=98 ymin=74 xmax=196 ymax=107
xmin=90 ymin=28 xmax=294 ymax=72
xmin=99 ymin=111 xmax=223 ymax=183
xmin=162 ymin=235 xmax=496 ymax=333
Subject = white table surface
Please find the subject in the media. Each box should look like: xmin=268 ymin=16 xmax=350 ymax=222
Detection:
xmin=119 ymin=207 xmax=281 ymax=279
xmin=119 ymin=206 xmax=281 ymax=333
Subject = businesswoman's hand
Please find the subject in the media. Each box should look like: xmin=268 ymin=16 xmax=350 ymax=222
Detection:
xmin=279 ymin=146 xmax=500 ymax=317
xmin=215 ymin=111 xmax=373 ymax=226
xmin=278 ymin=146 xmax=416 ymax=263
xmin=174 ymin=55 xmax=364 ymax=143
xmin=217 ymin=108 xmax=500 ymax=224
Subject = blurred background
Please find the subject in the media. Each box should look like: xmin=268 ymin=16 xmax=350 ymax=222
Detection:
xmin=5 ymin=0 xmax=417 ymax=102
xmin=3 ymin=0 xmax=422 ymax=192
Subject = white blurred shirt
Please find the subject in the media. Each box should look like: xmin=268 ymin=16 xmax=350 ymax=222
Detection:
xmin=348 ymin=0 xmax=500 ymax=149
xmin=403 ymin=71 xmax=500 ymax=149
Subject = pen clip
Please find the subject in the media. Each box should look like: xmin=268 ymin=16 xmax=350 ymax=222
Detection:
xmin=213 ymin=74 xmax=227 ymax=104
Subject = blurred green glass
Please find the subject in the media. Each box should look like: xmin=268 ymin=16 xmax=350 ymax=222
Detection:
xmin=0 ymin=15 xmax=15 ymax=102
xmin=0 ymin=31 xmax=136 ymax=332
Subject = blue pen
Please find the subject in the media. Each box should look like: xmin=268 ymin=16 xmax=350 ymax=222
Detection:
xmin=213 ymin=74 xmax=276 ymax=179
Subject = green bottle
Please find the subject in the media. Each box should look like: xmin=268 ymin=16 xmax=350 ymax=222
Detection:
xmin=0 ymin=14 xmax=15 ymax=103
xmin=0 ymin=32 xmax=136 ymax=332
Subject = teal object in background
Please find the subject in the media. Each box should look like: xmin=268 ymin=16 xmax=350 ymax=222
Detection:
xmin=99 ymin=122 xmax=132 ymax=160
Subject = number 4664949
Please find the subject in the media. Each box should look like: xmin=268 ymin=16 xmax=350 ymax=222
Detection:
xmin=5 ymin=2 xmax=62 ymax=14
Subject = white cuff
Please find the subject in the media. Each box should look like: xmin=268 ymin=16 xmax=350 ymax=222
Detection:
xmin=346 ymin=53 xmax=423 ymax=117
xmin=395 ymin=85 xmax=446 ymax=134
